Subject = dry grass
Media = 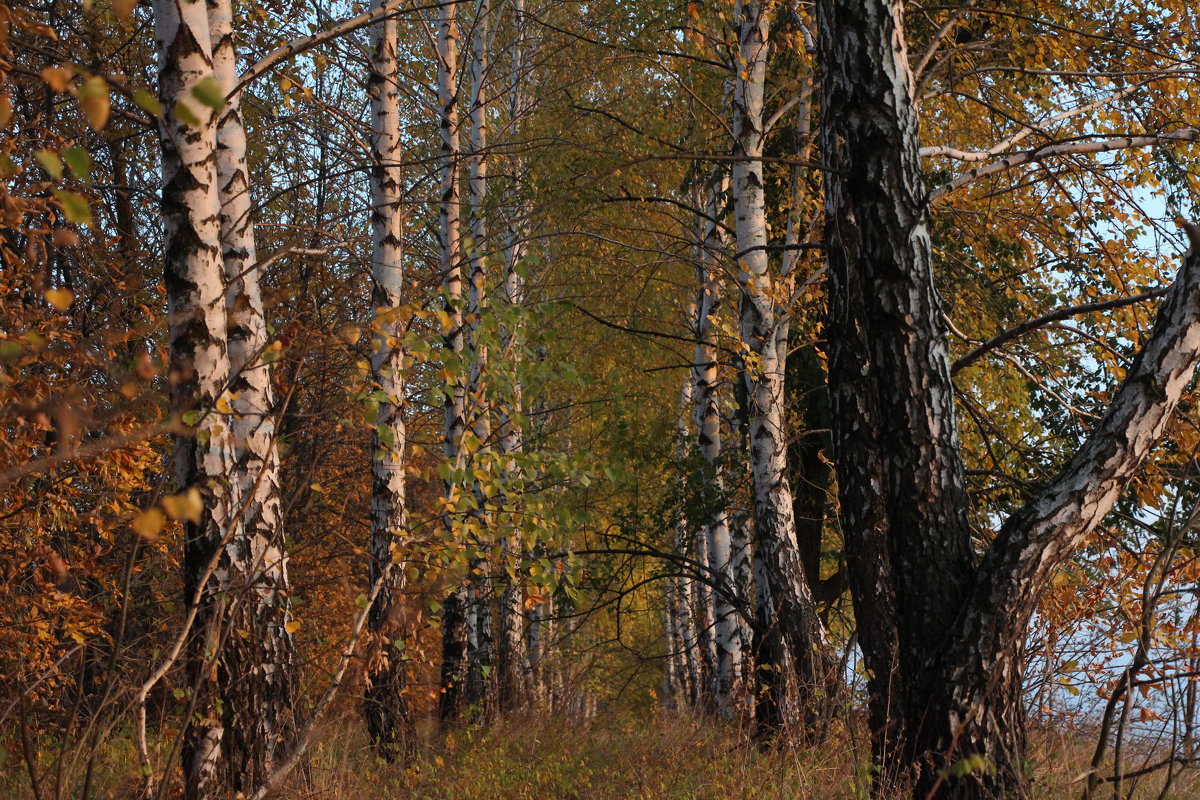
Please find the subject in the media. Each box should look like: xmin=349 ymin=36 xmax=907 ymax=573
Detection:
xmin=4 ymin=710 xmax=1200 ymax=799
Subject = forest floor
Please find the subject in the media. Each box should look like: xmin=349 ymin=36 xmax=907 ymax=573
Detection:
xmin=15 ymin=708 xmax=1199 ymax=800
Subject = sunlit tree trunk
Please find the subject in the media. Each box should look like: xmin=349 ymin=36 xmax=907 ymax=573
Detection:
xmin=730 ymin=0 xmax=836 ymax=737
xmin=362 ymin=0 xmax=415 ymax=760
xmin=207 ymin=0 xmax=299 ymax=787
xmin=153 ymin=0 xmax=234 ymax=795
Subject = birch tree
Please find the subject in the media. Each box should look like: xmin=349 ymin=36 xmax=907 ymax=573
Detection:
xmin=729 ymin=0 xmax=836 ymax=735
xmin=363 ymin=0 xmax=414 ymax=760
xmin=152 ymin=0 xmax=235 ymax=794
xmin=692 ymin=170 xmax=748 ymax=719
xmin=434 ymin=0 xmax=472 ymax=722
xmin=462 ymin=0 xmax=496 ymax=715
xmin=818 ymin=0 xmax=1200 ymax=796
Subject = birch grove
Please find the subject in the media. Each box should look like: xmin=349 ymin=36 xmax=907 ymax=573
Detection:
xmin=11 ymin=0 xmax=1200 ymax=798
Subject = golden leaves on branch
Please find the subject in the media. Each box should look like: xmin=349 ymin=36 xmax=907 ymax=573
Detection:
xmin=132 ymin=488 xmax=204 ymax=541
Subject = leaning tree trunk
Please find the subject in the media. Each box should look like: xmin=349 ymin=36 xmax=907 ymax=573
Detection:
xmin=153 ymin=0 xmax=234 ymax=795
xmin=730 ymin=0 xmax=836 ymax=738
xmin=818 ymin=0 xmax=1200 ymax=797
xmin=208 ymin=0 xmax=299 ymax=787
xmin=363 ymin=0 xmax=415 ymax=761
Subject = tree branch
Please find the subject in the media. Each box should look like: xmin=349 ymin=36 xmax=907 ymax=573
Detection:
xmin=950 ymin=288 xmax=1170 ymax=374
xmin=929 ymin=128 xmax=1200 ymax=201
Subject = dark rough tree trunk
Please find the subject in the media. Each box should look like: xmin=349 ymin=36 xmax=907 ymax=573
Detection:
xmin=818 ymin=0 xmax=1200 ymax=797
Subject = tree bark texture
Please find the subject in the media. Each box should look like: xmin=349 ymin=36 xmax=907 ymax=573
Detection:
xmin=209 ymin=0 xmax=300 ymax=785
xmin=153 ymin=0 xmax=235 ymax=794
xmin=819 ymin=0 xmax=1200 ymax=796
xmin=435 ymin=0 xmax=473 ymax=722
xmin=731 ymin=0 xmax=836 ymax=738
xmin=363 ymin=0 xmax=414 ymax=760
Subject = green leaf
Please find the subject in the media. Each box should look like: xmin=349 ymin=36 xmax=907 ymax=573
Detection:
xmin=174 ymin=99 xmax=201 ymax=127
xmin=63 ymin=146 xmax=91 ymax=184
xmin=53 ymin=190 xmax=92 ymax=225
xmin=191 ymin=76 xmax=226 ymax=110
xmin=133 ymin=88 xmax=163 ymax=117
xmin=35 ymin=149 xmax=63 ymax=180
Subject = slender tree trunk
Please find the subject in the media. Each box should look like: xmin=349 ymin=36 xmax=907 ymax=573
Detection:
xmin=730 ymin=0 xmax=836 ymax=738
xmin=460 ymin=0 xmax=497 ymax=716
xmin=692 ymin=171 xmax=745 ymax=719
xmin=153 ymin=0 xmax=234 ymax=795
xmin=207 ymin=0 xmax=299 ymax=787
xmin=435 ymin=0 xmax=472 ymax=722
xmin=819 ymin=1 xmax=1200 ymax=797
xmin=495 ymin=0 xmax=538 ymax=711
xmin=363 ymin=0 xmax=414 ymax=760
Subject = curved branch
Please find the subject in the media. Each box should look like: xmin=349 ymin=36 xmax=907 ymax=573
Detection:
xmin=951 ymin=288 xmax=1170 ymax=374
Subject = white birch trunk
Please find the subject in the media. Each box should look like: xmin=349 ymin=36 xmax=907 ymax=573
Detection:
xmin=363 ymin=0 xmax=414 ymax=759
xmin=436 ymin=0 xmax=472 ymax=721
xmin=153 ymin=0 xmax=233 ymax=794
xmin=496 ymin=0 xmax=541 ymax=710
xmin=462 ymin=0 xmax=496 ymax=715
xmin=731 ymin=0 xmax=835 ymax=735
xmin=207 ymin=0 xmax=298 ymax=785
xmin=693 ymin=171 xmax=745 ymax=719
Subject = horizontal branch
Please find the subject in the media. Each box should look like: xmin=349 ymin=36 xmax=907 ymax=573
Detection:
xmin=235 ymin=0 xmax=430 ymax=97
xmin=929 ymin=128 xmax=1200 ymax=201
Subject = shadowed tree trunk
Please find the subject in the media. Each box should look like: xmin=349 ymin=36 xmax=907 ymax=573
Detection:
xmin=435 ymin=0 xmax=473 ymax=723
xmin=363 ymin=0 xmax=415 ymax=761
xmin=818 ymin=0 xmax=1200 ymax=797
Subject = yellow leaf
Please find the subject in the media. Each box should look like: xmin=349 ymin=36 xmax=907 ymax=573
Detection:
xmin=76 ymin=76 xmax=110 ymax=131
xmin=112 ymin=0 xmax=135 ymax=20
xmin=161 ymin=488 xmax=203 ymax=523
xmin=40 ymin=65 xmax=73 ymax=93
xmin=44 ymin=288 xmax=74 ymax=311
xmin=131 ymin=508 xmax=166 ymax=540
xmin=285 ymin=619 xmax=301 ymax=634
xmin=215 ymin=394 xmax=234 ymax=415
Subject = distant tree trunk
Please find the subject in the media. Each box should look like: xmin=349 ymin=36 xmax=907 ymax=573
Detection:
xmin=208 ymin=0 xmax=299 ymax=787
xmin=691 ymin=170 xmax=746 ymax=719
xmin=461 ymin=0 xmax=497 ymax=717
xmin=818 ymin=0 xmax=1200 ymax=797
xmin=153 ymin=0 xmax=234 ymax=795
xmin=363 ymin=0 xmax=414 ymax=761
xmin=436 ymin=0 xmax=472 ymax=722
xmin=495 ymin=0 xmax=538 ymax=712
xmin=672 ymin=374 xmax=705 ymax=706
xmin=730 ymin=0 xmax=836 ymax=738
